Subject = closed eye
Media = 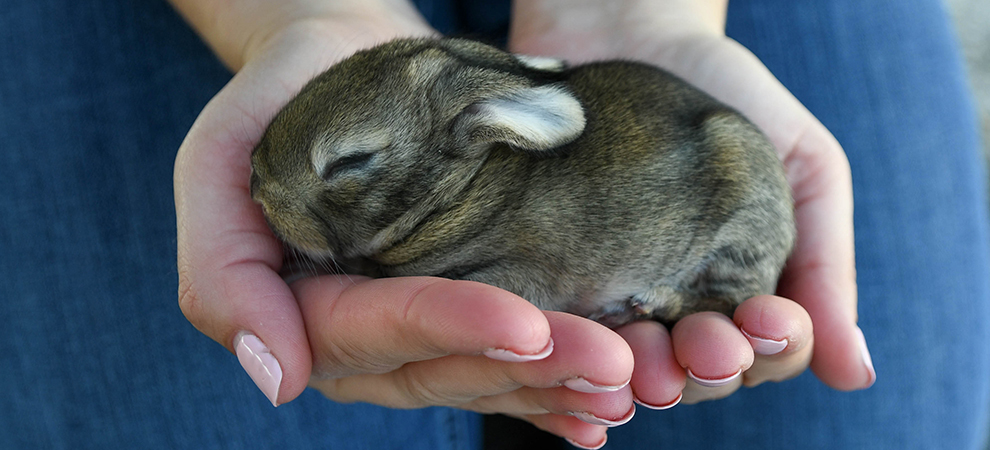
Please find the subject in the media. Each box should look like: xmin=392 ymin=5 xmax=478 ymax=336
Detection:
xmin=321 ymin=152 xmax=375 ymax=181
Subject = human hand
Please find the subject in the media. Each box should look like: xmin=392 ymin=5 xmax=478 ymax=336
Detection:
xmin=509 ymin=0 xmax=874 ymax=418
xmin=172 ymin=1 xmax=635 ymax=445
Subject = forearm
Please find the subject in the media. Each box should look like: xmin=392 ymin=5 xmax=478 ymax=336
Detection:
xmin=166 ymin=0 xmax=432 ymax=71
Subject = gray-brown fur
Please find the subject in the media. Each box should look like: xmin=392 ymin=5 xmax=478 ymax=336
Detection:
xmin=250 ymin=38 xmax=795 ymax=327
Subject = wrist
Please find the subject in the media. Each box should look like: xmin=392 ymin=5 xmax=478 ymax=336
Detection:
xmin=168 ymin=0 xmax=434 ymax=71
xmin=509 ymin=0 xmax=728 ymax=62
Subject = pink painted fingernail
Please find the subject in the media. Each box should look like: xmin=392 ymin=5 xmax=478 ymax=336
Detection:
xmin=566 ymin=435 xmax=608 ymax=449
xmin=571 ymin=405 xmax=636 ymax=427
xmin=634 ymin=392 xmax=682 ymax=410
xmin=483 ymin=338 xmax=554 ymax=362
xmin=740 ymin=328 xmax=788 ymax=356
xmin=234 ymin=332 xmax=282 ymax=407
xmin=855 ymin=327 xmax=877 ymax=388
xmin=686 ymin=368 xmax=743 ymax=388
xmin=564 ymin=377 xmax=629 ymax=394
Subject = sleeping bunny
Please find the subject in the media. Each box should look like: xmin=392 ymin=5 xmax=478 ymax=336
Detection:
xmin=249 ymin=37 xmax=795 ymax=327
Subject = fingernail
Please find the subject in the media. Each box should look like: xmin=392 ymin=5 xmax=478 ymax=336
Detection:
xmin=235 ymin=332 xmax=283 ymax=407
xmin=572 ymin=405 xmax=635 ymax=427
xmin=484 ymin=338 xmax=554 ymax=362
xmin=564 ymin=377 xmax=629 ymax=394
xmin=740 ymin=328 xmax=788 ymax=355
xmin=686 ymin=368 xmax=742 ymax=388
xmin=566 ymin=435 xmax=608 ymax=449
xmin=634 ymin=392 xmax=682 ymax=410
xmin=855 ymin=327 xmax=877 ymax=388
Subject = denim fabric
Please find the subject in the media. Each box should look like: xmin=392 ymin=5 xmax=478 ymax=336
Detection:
xmin=0 ymin=0 xmax=987 ymax=449
xmin=609 ymin=1 xmax=990 ymax=448
xmin=0 ymin=1 xmax=481 ymax=449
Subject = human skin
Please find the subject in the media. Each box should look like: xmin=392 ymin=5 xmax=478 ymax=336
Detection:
xmin=508 ymin=0 xmax=874 ymax=405
xmin=170 ymin=0 xmax=873 ymax=447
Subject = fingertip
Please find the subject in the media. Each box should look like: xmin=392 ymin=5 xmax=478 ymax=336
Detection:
xmin=234 ymin=331 xmax=283 ymax=406
xmin=613 ymin=320 xmax=686 ymax=408
xmin=543 ymin=312 xmax=635 ymax=387
xmin=415 ymin=279 xmax=553 ymax=357
xmin=854 ymin=326 xmax=877 ymax=388
xmin=671 ymin=312 xmax=754 ymax=381
xmin=734 ymin=295 xmax=813 ymax=356
xmin=634 ymin=392 xmax=682 ymax=411
xmin=523 ymin=414 xmax=607 ymax=449
xmin=739 ymin=328 xmax=788 ymax=356
xmin=566 ymin=434 xmax=608 ymax=450
xmin=810 ymin=323 xmax=876 ymax=391
xmin=484 ymin=338 xmax=555 ymax=362
xmin=208 ymin=264 xmax=314 ymax=406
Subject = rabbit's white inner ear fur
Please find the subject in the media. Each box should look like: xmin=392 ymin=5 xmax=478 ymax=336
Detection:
xmin=466 ymin=85 xmax=585 ymax=152
xmin=513 ymin=54 xmax=566 ymax=72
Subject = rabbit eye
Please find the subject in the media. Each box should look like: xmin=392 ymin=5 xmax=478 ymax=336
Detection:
xmin=321 ymin=152 xmax=375 ymax=181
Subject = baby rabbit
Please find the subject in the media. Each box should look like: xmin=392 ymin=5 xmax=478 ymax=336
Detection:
xmin=250 ymin=38 xmax=795 ymax=327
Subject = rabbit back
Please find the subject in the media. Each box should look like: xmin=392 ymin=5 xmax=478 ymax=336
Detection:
xmin=375 ymin=59 xmax=795 ymax=326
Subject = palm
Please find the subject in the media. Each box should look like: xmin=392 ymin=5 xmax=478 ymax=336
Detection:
xmin=176 ymin=17 xmax=644 ymax=447
xmin=509 ymin=13 xmax=872 ymax=399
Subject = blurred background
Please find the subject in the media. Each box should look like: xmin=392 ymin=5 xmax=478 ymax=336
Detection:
xmin=946 ymin=12 xmax=990 ymax=445
xmin=947 ymin=1 xmax=990 ymax=446
xmin=946 ymin=0 xmax=989 ymax=168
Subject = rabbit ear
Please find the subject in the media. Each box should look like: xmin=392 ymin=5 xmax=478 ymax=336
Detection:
xmin=454 ymin=85 xmax=585 ymax=153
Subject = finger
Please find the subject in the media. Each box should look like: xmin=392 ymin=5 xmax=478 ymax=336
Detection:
xmin=529 ymin=312 xmax=635 ymax=392
xmin=520 ymin=414 xmax=609 ymax=450
xmin=673 ymin=37 xmax=872 ymax=391
xmin=776 ymin=125 xmax=875 ymax=391
xmin=613 ymin=321 xmax=686 ymax=409
xmin=671 ymin=312 xmax=754 ymax=404
xmin=295 ymin=276 xmax=554 ymax=379
xmin=175 ymin=148 xmax=311 ymax=407
xmin=174 ymin=67 xmax=319 ymax=407
xmin=309 ymin=311 xmax=632 ymax=409
xmin=466 ymin=386 xmax=634 ymax=427
xmin=733 ymin=295 xmax=814 ymax=387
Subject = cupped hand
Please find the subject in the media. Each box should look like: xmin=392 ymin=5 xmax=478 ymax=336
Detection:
xmin=509 ymin=0 xmax=875 ymax=411
xmin=301 ymin=276 xmax=635 ymax=447
xmin=173 ymin=4 xmax=632 ymax=446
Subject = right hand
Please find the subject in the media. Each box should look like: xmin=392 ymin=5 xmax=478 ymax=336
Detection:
xmin=172 ymin=2 xmax=633 ymax=446
xmin=509 ymin=0 xmax=871 ymax=409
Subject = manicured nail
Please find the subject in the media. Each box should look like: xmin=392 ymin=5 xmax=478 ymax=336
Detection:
xmin=566 ymin=435 xmax=608 ymax=449
xmin=234 ymin=332 xmax=282 ymax=407
xmin=740 ymin=328 xmax=788 ymax=355
xmin=572 ymin=405 xmax=635 ymax=427
xmin=564 ymin=377 xmax=629 ymax=394
xmin=686 ymin=368 xmax=743 ymax=388
xmin=634 ymin=392 xmax=682 ymax=410
xmin=484 ymin=338 xmax=554 ymax=362
xmin=855 ymin=327 xmax=877 ymax=388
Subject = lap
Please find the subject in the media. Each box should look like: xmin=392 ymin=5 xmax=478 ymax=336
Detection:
xmin=0 ymin=1 xmax=480 ymax=449
xmin=2 ymin=0 xmax=986 ymax=449
xmin=612 ymin=1 xmax=990 ymax=448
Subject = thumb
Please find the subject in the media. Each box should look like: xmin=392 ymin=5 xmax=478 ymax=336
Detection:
xmin=174 ymin=68 xmax=314 ymax=406
xmin=775 ymin=124 xmax=875 ymax=391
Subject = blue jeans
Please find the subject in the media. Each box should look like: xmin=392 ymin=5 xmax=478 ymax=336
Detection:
xmin=1 ymin=0 xmax=987 ymax=449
